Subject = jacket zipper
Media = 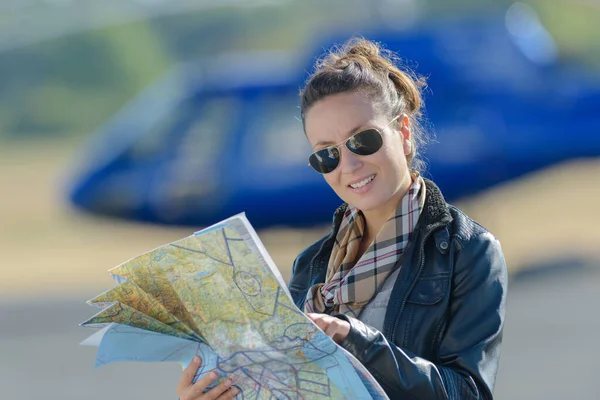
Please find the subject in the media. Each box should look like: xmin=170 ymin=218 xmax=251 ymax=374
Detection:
xmin=390 ymin=222 xmax=447 ymax=341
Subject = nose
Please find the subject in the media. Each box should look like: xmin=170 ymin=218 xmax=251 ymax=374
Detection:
xmin=338 ymin=145 xmax=363 ymax=174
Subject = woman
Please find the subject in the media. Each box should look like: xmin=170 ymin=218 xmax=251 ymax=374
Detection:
xmin=177 ymin=38 xmax=507 ymax=400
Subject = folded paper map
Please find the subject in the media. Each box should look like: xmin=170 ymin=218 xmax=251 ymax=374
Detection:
xmin=80 ymin=213 xmax=388 ymax=399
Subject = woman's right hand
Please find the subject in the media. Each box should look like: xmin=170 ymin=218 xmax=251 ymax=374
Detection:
xmin=176 ymin=356 xmax=238 ymax=400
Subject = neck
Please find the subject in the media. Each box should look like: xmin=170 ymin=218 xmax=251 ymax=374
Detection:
xmin=362 ymin=175 xmax=412 ymax=242
xmin=361 ymin=210 xmax=390 ymax=245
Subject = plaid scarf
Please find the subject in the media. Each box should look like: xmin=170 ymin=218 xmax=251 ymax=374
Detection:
xmin=304 ymin=175 xmax=426 ymax=318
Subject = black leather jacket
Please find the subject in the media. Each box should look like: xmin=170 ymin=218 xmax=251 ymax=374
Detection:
xmin=288 ymin=180 xmax=507 ymax=399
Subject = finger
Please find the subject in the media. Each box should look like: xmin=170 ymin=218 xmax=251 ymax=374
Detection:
xmin=325 ymin=319 xmax=350 ymax=343
xmin=200 ymin=377 xmax=235 ymax=400
xmin=217 ymin=386 xmax=240 ymax=399
xmin=306 ymin=312 xmax=324 ymax=322
xmin=326 ymin=324 xmax=346 ymax=343
xmin=188 ymin=371 xmax=220 ymax=397
xmin=177 ymin=355 xmax=201 ymax=393
xmin=307 ymin=313 xmax=329 ymax=330
xmin=325 ymin=323 xmax=339 ymax=339
xmin=306 ymin=313 xmax=318 ymax=320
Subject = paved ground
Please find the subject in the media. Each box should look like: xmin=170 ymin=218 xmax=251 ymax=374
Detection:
xmin=1 ymin=262 xmax=598 ymax=400
xmin=495 ymin=263 xmax=600 ymax=400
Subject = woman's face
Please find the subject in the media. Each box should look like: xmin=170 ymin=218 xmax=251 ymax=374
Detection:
xmin=304 ymin=91 xmax=413 ymax=213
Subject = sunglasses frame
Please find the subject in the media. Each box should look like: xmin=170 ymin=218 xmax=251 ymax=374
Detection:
xmin=307 ymin=115 xmax=402 ymax=174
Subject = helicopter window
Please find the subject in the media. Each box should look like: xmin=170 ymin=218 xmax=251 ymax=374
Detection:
xmin=148 ymin=95 xmax=240 ymax=219
xmin=127 ymin=95 xmax=239 ymax=166
xmin=127 ymin=97 xmax=194 ymax=161
xmin=244 ymin=93 xmax=309 ymax=166
xmin=176 ymin=96 xmax=240 ymax=169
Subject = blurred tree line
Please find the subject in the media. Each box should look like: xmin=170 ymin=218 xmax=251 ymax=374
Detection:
xmin=1 ymin=0 xmax=598 ymax=139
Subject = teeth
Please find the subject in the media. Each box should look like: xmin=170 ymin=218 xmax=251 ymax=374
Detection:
xmin=350 ymin=175 xmax=375 ymax=189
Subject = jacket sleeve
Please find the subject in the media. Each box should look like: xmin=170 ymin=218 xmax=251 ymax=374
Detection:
xmin=338 ymin=232 xmax=508 ymax=400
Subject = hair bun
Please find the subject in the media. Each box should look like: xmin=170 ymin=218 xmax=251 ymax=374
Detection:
xmin=335 ymin=38 xmax=424 ymax=115
xmin=345 ymin=40 xmax=380 ymax=59
xmin=336 ymin=39 xmax=386 ymax=73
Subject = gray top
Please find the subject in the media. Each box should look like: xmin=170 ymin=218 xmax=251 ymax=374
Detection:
xmin=357 ymin=266 xmax=402 ymax=332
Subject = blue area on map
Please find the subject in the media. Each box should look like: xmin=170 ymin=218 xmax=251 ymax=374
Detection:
xmin=94 ymin=324 xmax=214 ymax=369
xmin=92 ymin=324 xmax=388 ymax=398
xmin=302 ymin=331 xmax=387 ymax=399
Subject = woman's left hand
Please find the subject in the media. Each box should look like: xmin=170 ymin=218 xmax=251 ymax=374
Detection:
xmin=306 ymin=313 xmax=350 ymax=344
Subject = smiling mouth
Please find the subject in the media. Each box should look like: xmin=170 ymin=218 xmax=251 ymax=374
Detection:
xmin=349 ymin=174 xmax=376 ymax=189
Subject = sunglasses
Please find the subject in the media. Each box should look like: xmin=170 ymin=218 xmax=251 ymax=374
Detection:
xmin=308 ymin=116 xmax=400 ymax=174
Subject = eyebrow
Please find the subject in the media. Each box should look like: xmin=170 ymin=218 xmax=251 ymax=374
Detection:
xmin=314 ymin=124 xmax=365 ymax=148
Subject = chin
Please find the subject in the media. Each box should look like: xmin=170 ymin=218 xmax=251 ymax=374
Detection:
xmin=346 ymin=195 xmax=387 ymax=212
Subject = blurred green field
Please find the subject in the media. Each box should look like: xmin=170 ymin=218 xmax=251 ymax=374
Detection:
xmin=2 ymin=139 xmax=599 ymax=302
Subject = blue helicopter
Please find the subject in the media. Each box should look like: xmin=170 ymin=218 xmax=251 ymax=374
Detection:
xmin=65 ymin=9 xmax=600 ymax=229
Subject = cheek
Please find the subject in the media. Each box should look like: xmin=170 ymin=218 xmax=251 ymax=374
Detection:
xmin=323 ymin=172 xmax=340 ymax=188
xmin=379 ymin=144 xmax=408 ymax=174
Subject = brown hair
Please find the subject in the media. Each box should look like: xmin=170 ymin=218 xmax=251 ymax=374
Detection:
xmin=300 ymin=37 xmax=430 ymax=172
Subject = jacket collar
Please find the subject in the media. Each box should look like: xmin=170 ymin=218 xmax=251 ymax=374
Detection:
xmin=420 ymin=178 xmax=453 ymax=233
xmin=329 ymin=178 xmax=453 ymax=237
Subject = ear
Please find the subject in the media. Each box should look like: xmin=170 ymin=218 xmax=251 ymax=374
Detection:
xmin=399 ymin=115 xmax=412 ymax=156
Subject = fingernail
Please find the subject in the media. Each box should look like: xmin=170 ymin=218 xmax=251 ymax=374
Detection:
xmin=225 ymin=378 xmax=233 ymax=386
xmin=209 ymin=371 xmax=218 ymax=379
xmin=193 ymin=356 xmax=200 ymax=364
xmin=232 ymin=388 xmax=239 ymax=394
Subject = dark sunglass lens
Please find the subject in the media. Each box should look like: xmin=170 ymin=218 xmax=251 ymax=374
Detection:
xmin=309 ymin=147 xmax=340 ymax=174
xmin=347 ymin=129 xmax=383 ymax=156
